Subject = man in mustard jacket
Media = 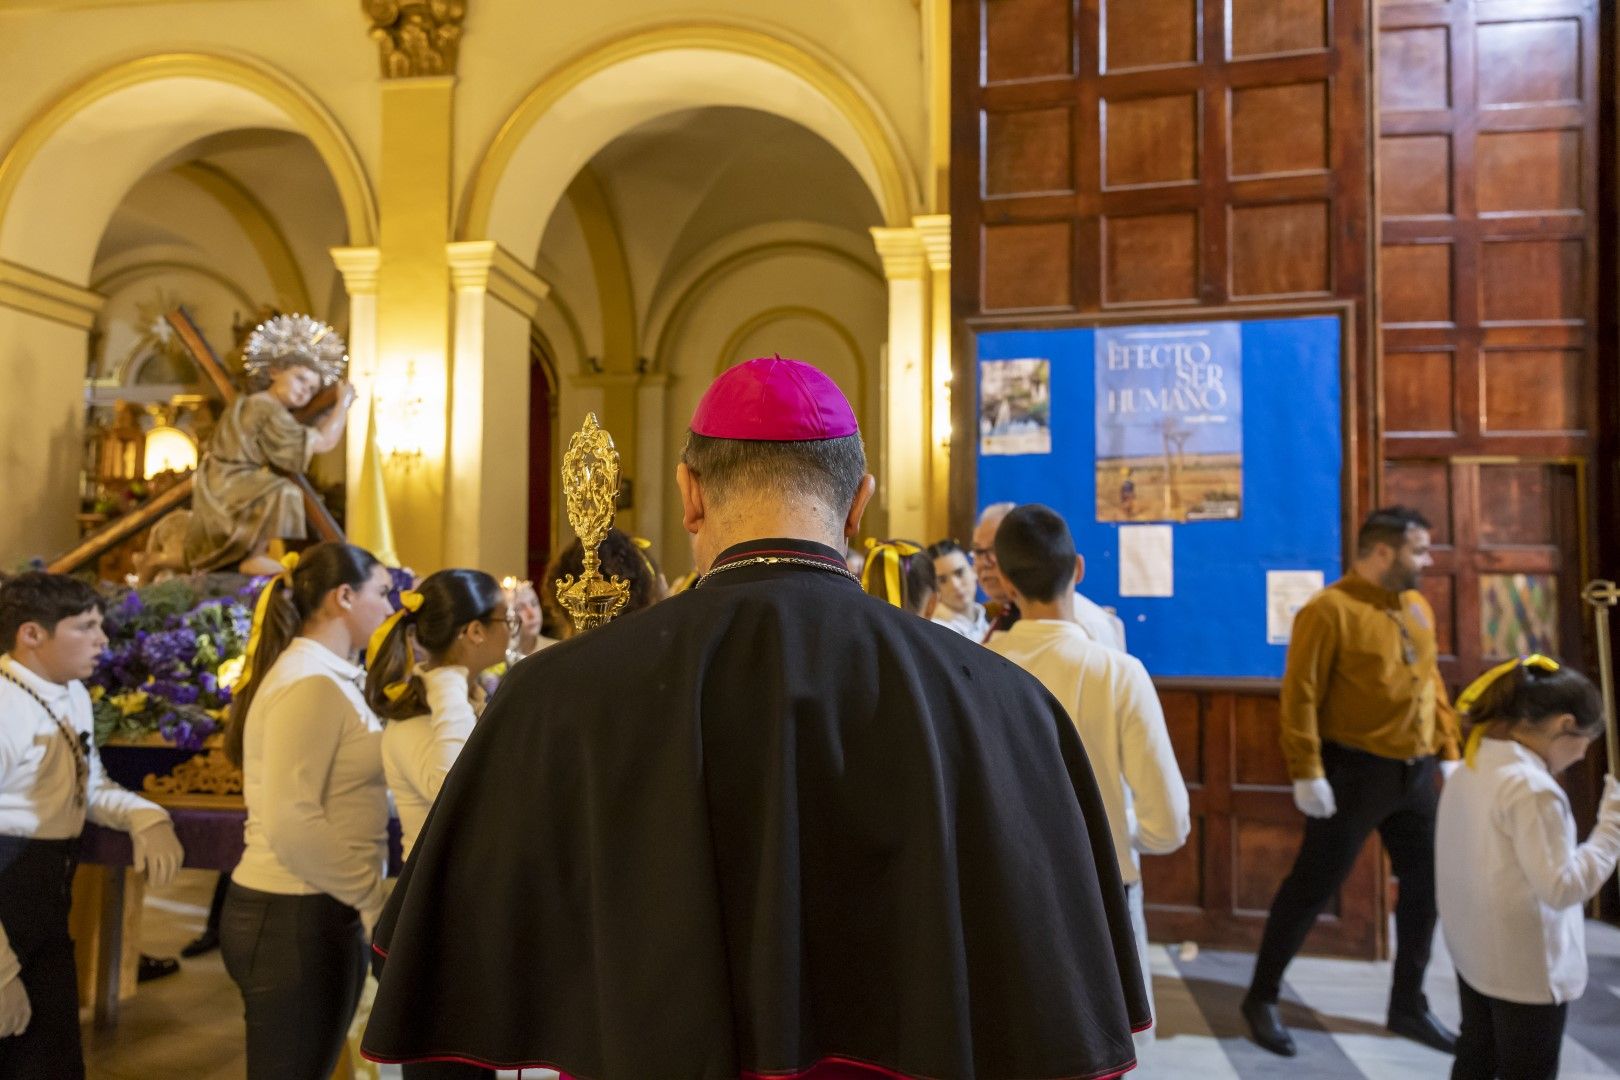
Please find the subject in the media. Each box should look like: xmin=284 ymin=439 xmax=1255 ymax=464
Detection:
xmin=1243 ymin=506 xmax=1462 ymax=1058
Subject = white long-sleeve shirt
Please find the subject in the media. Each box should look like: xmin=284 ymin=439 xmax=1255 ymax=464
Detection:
xmin=1437 ymin=738 xmax=1620 ymax=1004
xmin=231 ymin=638 xmax=388 ymax=923
xmin=1074 ymin=592 xmax=1127 ymax=653
xmin=381 ymin=665 xmax=480 ymax=861
xmin=931 ymin=600 xmax=990 ymax=642
xmin=987 ymin=619 xmax=1188 ymax=883
xmin=0 ymin=653 xmax=171 ymax=984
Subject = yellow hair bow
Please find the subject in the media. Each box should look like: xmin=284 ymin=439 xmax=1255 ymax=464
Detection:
xmin=861 ymin=538 xmax=924 ymax=609
xmin=1458 ymin=653 xmax=1560 ymax=767
xmin=632 ymin=536 xmax=658 ymax=579
xmin=366 ymin=590 xmax=424 ymax=702
xmin=237 ymin=552 xmax=304 ymax=690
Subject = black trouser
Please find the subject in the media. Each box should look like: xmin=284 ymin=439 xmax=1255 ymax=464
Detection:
xmin=0 ymin=836 xmax=83 ymax=1080
xmin=220 ymin=882 xmax=367 ymax=1080
xmin=1451 ymin=975 xmax=1566 ymax=1080
xmin=1249 ymin=741 xmax=1440 ymax=1013
xmin=205 ymin=871 xmax=229 ymax=933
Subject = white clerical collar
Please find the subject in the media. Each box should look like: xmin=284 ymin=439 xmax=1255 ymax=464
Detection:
xmin=0 ymin=652 xmax=74 ymax=706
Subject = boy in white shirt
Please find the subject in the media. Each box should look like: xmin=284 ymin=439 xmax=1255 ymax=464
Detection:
xmin=0 ymin=572 xmax=184 ymax=1079
xmin=985 ymin=505 xmax=1189 ymax=1051
xmin=1437 ymin=656 xmax=1620 ymax=1080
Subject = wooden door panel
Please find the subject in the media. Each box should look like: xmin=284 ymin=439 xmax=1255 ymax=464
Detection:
xmin=1101 ymin=0 xmax=1198 ymax=71
xmin=1229 ymin=0 xmax=1328 ymax=59
xmin=983 ymin=0 xmax=1077 ymax=83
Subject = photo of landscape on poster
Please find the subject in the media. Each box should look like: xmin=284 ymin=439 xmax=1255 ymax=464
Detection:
xmin=1095 ymin=321 xmax=1242 ymax=523
xmin=980 ymin=357 xmax=1052 ymax=456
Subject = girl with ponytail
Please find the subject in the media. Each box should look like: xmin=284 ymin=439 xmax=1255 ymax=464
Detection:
xmin=218 ymin=541 xmax=395 ymax=1080
xmin=366 ymin=569 xmax=508 ymax=862
xmin=860 ymin=538 xmax=938 ymax=618
xmin=1436 ymin=656 xmax=1619 ymax=1079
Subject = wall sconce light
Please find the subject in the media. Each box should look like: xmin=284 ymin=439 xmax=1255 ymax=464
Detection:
xmin=374 ymin=359 xmax=427 ymax=466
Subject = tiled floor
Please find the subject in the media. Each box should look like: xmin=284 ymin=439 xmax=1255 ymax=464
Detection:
xmin=84 ymin=870 xmax=1620 ymax=1079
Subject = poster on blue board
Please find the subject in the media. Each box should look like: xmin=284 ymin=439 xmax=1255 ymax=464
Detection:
xmin=979 ymin=357 xmax=1052 ymax=455
xmin=1095 ymin=321 xmax=1242 ymax=523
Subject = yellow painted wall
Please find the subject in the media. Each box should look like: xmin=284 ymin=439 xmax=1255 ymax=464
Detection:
xmin=0 ymin=1 xmax=933 ymax=573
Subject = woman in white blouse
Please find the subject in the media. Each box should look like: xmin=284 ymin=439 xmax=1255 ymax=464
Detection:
xmin=365 ymin=569 xmax=509 ymax=862
xmin=1437 ymin=657 xmax=1620 ymax=1080
xmin=363 ymin=569 xmax=508 ymax=1080
xmin=220 ymin=542 xmax=395 ymax=1080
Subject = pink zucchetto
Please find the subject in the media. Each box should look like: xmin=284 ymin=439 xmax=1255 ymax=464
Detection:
xmin=690 ymin=355 xmax=859 ymax=441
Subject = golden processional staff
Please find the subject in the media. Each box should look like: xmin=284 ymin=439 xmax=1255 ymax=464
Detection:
xmin=1583 ymin=579 xmax=1620 ymax=776
xmin=555 ymin=413 xmax=632 ymax=632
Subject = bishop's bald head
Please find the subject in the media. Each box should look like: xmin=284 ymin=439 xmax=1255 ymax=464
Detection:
xmin=677 ymin=356 xmax=876 ymax=561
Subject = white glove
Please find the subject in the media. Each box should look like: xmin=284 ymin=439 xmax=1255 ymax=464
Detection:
xmin=0 ymin=973 xmax=29 ymax=1039
xmin=1598 ymin=775 xmax=1620 ymax=827
xmin=131 ymin=819 xmax=184 ymax=888
xmin=1293 ymin=778 xmax=1337 ymax=819
xmin=1440 ymin=759 xmax=1461 ymax=780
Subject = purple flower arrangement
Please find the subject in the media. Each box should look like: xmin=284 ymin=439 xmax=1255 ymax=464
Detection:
xmin=89 ymin=576 xmax=261 ymax=751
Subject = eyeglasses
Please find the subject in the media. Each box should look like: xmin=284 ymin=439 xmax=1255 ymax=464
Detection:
xmin=970 ymin=546 xmax=998 ymax=568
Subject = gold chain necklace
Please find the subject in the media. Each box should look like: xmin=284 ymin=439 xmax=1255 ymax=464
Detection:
xmin=0 ymin=664 xmax=89 ymax=808
xmin=697 ymin=554 xmax=860 ymax=588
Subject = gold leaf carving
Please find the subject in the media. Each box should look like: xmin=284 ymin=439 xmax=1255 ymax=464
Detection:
xmin=363 ymin=0 xmax=467 ymax=78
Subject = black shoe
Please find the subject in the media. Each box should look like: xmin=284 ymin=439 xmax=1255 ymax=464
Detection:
xmin=136 ymin=955 xmax=181 ymax=983
xmin=1241 ymin=995 xmax=1297 ymax=1057
xmin=179 ymin=930 xmax=219 ymax=958
xmin=1387 ymin=1007 xmax=1458 ymax=1054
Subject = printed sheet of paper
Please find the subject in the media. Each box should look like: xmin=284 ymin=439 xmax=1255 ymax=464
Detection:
xmin=1267 ymin=570 xmax=1325 ymax=645
xmin=1119 ymin=524 xmax=1173 ymax=597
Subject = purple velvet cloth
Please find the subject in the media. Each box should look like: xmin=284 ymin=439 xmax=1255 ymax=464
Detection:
xmin=81 ymin=811 xmax=404 ymax=876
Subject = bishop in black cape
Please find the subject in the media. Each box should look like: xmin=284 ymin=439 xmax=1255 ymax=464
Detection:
xmin=362 ymin=361 xmax=1149 ymax=1080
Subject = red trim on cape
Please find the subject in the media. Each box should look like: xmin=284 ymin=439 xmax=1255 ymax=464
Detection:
xmin=361 ymin=1050 xmax=1138 ymax=1080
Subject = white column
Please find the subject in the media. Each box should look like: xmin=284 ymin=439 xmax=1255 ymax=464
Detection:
xmin=0 ymin=260 xmax=105 ymax=566
xmin=331 ymin=247 xmax=380 ymax=501
xmin=870 ymin=227 xmax=931 ymax=541
xmin=635 ymin=373 xmax=670 ymax=556
xmin=445 ymin=241 xmax=550 ymax=573
xmin=914 ymin=214 xmax=952 ymax=542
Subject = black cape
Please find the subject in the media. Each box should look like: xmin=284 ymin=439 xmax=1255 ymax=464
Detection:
xmin=363 ymin=538 xmax=1149 ymax=1079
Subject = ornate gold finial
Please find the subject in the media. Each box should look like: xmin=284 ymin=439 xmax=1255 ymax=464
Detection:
xmin=556 ymin=413 xmax=631 ymax=632
xmin=363 ymin=0 xmax=467 ymax=78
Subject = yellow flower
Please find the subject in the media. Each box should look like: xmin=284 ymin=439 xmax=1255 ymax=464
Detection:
xmin=112 ymin=690 xmax=149 ymax=716
xmin=216 ymin=655 xmax=246 ymax=690
xmin=90 ymin=686 xmax=105 ymax=703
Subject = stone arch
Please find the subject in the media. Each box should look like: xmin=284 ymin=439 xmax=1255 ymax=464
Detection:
xmin=459 ymin=23 xmax=918 ymax=262
xmin=0 ymin=51 xmax=376 ymax=284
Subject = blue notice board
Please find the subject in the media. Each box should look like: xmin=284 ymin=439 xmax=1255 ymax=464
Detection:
xmin=975 ymin=315 xmax=1344 ymax=679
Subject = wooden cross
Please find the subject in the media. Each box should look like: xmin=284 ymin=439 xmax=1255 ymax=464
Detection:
xmin=48 ymin=307 xmax=344 ymax=573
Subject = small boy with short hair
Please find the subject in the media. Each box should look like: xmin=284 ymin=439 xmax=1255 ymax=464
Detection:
xmin=0 ymin=572 xmax=184 ymax=1078
xmin=986 ymin=504 xmax=1189 ymax=1052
